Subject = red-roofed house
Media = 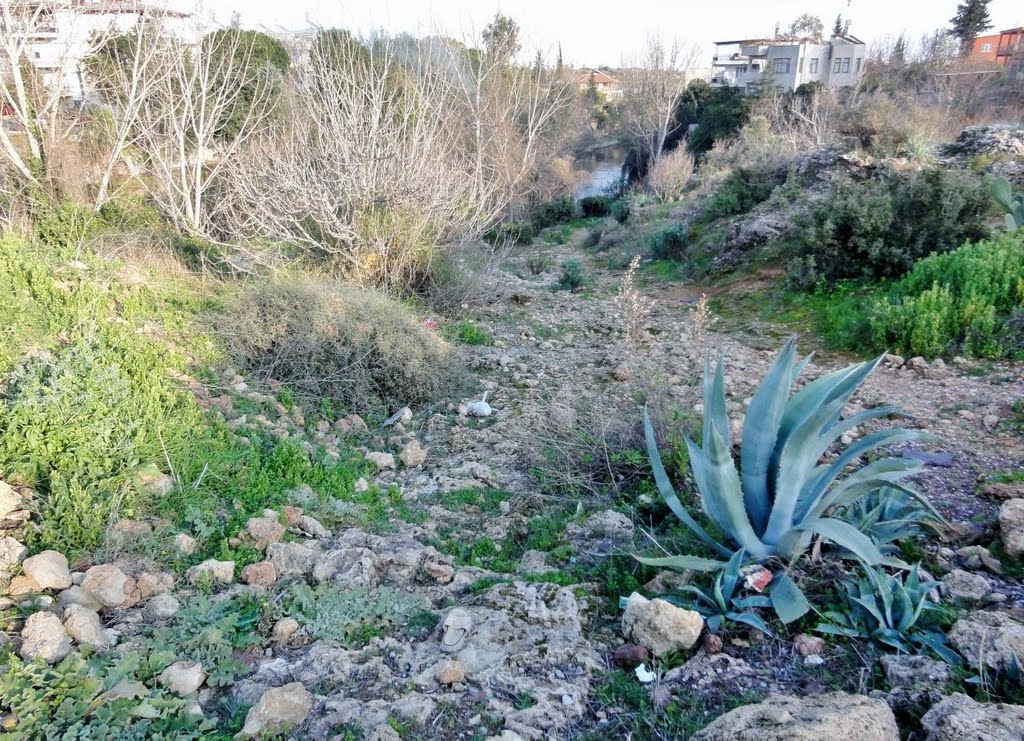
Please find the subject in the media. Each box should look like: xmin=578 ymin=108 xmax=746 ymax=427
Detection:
xmin=577 ymin=69 xmax=622 ymax=100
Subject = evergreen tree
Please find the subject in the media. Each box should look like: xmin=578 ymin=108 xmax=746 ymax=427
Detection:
xmin=949 ymin=0 xmax=993 ymax=55
xmin=892 ymin=34 xmax=908 ymax=65
xmin=833 ymin=15 xmax=844 ymax=37
xmin=482 ymin=13 xmax=520 ymax=64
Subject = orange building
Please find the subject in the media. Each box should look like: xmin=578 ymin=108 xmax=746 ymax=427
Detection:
xmin=971 ymin=27 xmax=1024 ymax=70
xmin=971 ymin=33 xmax=1000 ymax=62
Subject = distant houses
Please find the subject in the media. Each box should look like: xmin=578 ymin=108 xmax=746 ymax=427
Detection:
xmin=576 ymin=69 xmax=622 ymax=100
xmin=969 ymin=27 xmax=1024 ymax=77
xmin=711 ymin=33 xmax=867 ymax=94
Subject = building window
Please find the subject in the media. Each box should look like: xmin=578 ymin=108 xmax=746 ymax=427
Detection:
xmin=981 ymin=43 xmax=992 ymax=52
xmin=798 ymin=58 xmax=804 ymax=73
xmin=809 ymin=57 xmax=819 ymax=73
xmin=773 ymin=57 xmax=791 ymax=74
xmin=855 ymin=58 xmax=861 ymax=73
xmin=833 ymin=57 xmax=842 ymax=73
xmin=841 ymin=57 xmax=851 ymax=73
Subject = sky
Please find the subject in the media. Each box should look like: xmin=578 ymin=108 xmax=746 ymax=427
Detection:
xmin=177 ymin=0 xmax=1021 ymax=67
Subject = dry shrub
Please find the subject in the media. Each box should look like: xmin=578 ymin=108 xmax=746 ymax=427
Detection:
xmin=647 ymin=148 xmax=695 ymax=201
xmin=841 ymin=92 xmax=950 ymax=155
xmin=697 ymin=116 xmax=797 ymax=193
xmin=219 ymin=277 xmax=460 ymax=414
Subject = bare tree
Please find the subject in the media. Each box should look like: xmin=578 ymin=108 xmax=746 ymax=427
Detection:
xmin=619 ymin=35 xmax=701 ymax=165
xmin=129 ymin=20 xmax=277 ymax=236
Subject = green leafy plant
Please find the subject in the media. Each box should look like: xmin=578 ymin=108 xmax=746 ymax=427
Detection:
xmin=836 ymin=487 xmax=941 ymax=556
xmin=992 ymin=176 xmax=1024 ymax=230
xmin=557 ymin=259 xmax=586 ymax=292
xmin=444 ymin=320 xmax=494 ymax=347
xmin=579 ymin=195 xmax=613 ymax=218
xmin=485 ymin=220 xmax=535 ymax=246
xmin=525 ymin=252 xmax=553 ymax=275
xmin=816 ymin=564 xmax=960 ymax=664
xmin=531 ymin=196 xmax=581 ymax=229
xmin=610 ymin=199 xmax=631 ymax=224
xmin=287 ymin=584 xmax=430 ymax=647
xmin=639 ymin=337 xmax=929 ymax=622
xmin=663 ymin=549 xmax=774 ymax=635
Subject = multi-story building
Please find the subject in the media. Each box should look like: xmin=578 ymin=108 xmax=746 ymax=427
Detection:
xmin=4 ymin=1 xmax=191 ymax=103
xmin=576 ymin=69 xmax=623 ymax=101
xmin=711 ymin=33 xmax=867 ymax=94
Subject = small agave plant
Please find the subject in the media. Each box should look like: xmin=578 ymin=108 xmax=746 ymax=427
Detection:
xmin=992 ymin=176 xmax=1024 ymax=231
xmin=639 ymin=337 xmax=931 ymax=622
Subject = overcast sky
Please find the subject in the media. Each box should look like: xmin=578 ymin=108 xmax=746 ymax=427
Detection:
xmin=178 ymin=0 xmax=1021 ymax=66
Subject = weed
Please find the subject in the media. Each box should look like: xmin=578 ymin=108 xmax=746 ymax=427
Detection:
xmin=557 ymin=259 xmax=586 ymax=292
xmin=444 ymin=320 xmax=494 ymax=347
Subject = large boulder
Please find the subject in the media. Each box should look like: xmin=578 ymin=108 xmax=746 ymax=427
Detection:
xmin=621 ymin=592 xmax=703 ymax=657
xmin=998 ymin=499 xmax=1024 ymax=558
xmin=238 ymin=682 xmax=312 ymax=738
xmin=20 ymin=612 xmax=73 ymax=664
xmin=22 ymin=550 xmax=72 ymax=591
xmin=948 ymin=611 xmax=1024 ymax=673
xmin=267 ymin=542 xmax=317 ymax=577
xmin=63 ymin=605 xmax=110 ymax=649
xmin=921 ymin=693 xmax=1024 ymax=741
xmin=158 ymin=661 xmax=207 ymax=696
xmin=692 ymin=692 xmax=899 ymax=741
xmin=186 ymin=559 xmax=235 ymax=585
xmin=81 ymin=564 xmax=140 ymax=609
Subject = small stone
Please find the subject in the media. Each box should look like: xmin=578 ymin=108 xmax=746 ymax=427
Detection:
xmin=241 ymin=561 xmax=277 ymax=587
xmin=145 ymin=594 xmax=181 ymax=620
xmin=621 ymin=592 xmax=703 ymax=657
xmin=282 ymin=506 xmax=304 ymax=525
xmin=561 ymin=693 xmax=574 ymax=706
xmin=794 ymin=633 xmax=825 ymax=657
xmin=245 ymin=514 xmax=285 ymax=550
xmin=613 ymin=365 xmax=632 ymax=382
xmin=354 ymin=478 xmax=370 ymax=492
xmin=81 ymin=564 xmax=140 ymax=608
xmin=266 ymin=542 xmax=317 ymax=576
xmin=704 ymin=633 xmax=724 ymax=654
xmin=385 ymin=407 xmax=413 ymax=426
xmin=273 ymin=617 xmax=300 ymax=644
xmin=0 ymin=481 xmax=20 ymax=520
xmin=999 ymin=499 xmax=1024 ymax=557
xmin=613 ymin=643 xmax=650 ymax=668
xmin=400 ymin=440 xmax=427 ymax=468
xmin=436 ymin=660 xmax=466 ymax=685
xmin=423 ymin=561 xmax=454 ymax=584
xmin=366 ymin=452 xmax=396 ymax=470
xmin=296 ymin=515 xmax=329 ymax=539
xmin=173 ymin=533 xmax=198 ymax=556
xmin=22 ymin=551 xmax=72 ymax=591
xmin=134 ymin=464 xmax=175 ymax=497
xmin=158 ymin=661 xmax=206 ymax=696
xmin=186 ymin=559 xmax=235 ymax=585
xmin=20 ymin=611 xmax=73 ymax=663
xmin=137 ymin=571 xmax=174 ymax=600
xmin=943 ymin=569 xmax=992 ymax=602
xmin=63 ymin=604 xmax=110 ymax=648
xmin=983 ymin=414 xmax=1000 ymax=431
xmin=58 ymin=585 xmax=104 ymax=612
xmin=237 ymin=682 xmax=312 ymax=739
xmin=804 ymin=654 xmax=825 ymax=667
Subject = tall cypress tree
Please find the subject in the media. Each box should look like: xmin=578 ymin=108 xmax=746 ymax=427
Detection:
xmin=949 ymin=0 xmax=994 ymax=55
xmin=832 ymin=15 xmax=844 ymax=37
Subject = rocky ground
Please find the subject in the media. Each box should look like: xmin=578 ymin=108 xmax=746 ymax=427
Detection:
xmin=2 ymin=222 xmax=1024 ymax=740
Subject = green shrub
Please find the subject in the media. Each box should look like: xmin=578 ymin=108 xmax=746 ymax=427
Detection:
xmin=649 ymin=224 xmax=689 ymax=261
xmin=870 ymin=232 xmax=1024 ymax=358
xmin=557 ymin=259 xmax=586 ymax=292
xmin=525 ymin=252 xmax=553 ymax=275
xmin=579 ymin=195 xmax=612 ymax=218
xmin=582 ymin=226 xmax=603 ymax=249
xmin=33 ymin=198 xmax=105 ymax=249
xmin=704 ymin=166 xmax=785 ymax=220
xmin=444 ymin=320 xmax=494 ymax=346
xmin=610 ymin=199 xmax=631 ymax=224
xmin=219 ymin=277 xmax=460 ymax=414
xmin=788 ymin=169 xmax=992 ymax=288
xmin=484 ymin=220 xmax=535 ymax=246
xmin=532 ymin=196 xmax=581 ymax=229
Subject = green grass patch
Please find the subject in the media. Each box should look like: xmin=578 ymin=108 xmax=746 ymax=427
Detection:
xmin=443 ymin=320 xmax=494 ymax=347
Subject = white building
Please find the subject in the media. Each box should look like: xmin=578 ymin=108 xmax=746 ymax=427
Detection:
xmin=711 ymin=34 xmax=867 ymax=94
xmin=9 ymin=1 xmax=192 ymax=103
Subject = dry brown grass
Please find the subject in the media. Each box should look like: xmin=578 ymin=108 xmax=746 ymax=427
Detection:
xmin=218 ymin=276 xmax=462 ymax=414
xmin=647 ymin=148 xmax=695 ymax=202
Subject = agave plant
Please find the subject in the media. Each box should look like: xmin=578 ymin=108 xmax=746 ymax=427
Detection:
xmin=837 ymin=487 xmax=941 ymax=556
xmin=992 ymin=176 xmax=1024 ymax=230
xmin=639 ymin=338 xmax=931 ymax=621
xmin=664 ymin=549 xmax=774 ymax=636
xmin=816 ymin=564 xmax=960 ymax=665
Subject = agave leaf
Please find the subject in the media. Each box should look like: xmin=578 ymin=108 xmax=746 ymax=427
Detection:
xmin=670 ymin=587 xmax=720 ymax=610
xmin=690 ymin=426 xmax=767 ymax=558
xmin=707 ymin=615 xmax=723 ymax=634
xmin=893 ymin=580 xmax=915 ymax=633
xmin=727 ymin=611 xmax=776 ymax=638
xmin=702 ymin=352 xmax=730 ymax=451
xmin=914 ymin=632 xmax=962 ymax=666
xmin=811 ymin=459 xmax=926 ymax=518
xmin=790 ymin=350 xmax=814 ymax=385
xmin=733 ymin=595 xmax=773 ymax=609
xmin=866 ymin=566 xmax=895 ymax=627
xmin=764 ymin=395 xmax=848 ymax=544
xmin=816 ymin=623 xmax=861 ymax=638
xmin=768 ymin=571 xmax=810 ymax=624
xmin=721 ymin=548 xmax=745 ymax=604
xmin=992 ymin=176 xmax=1013 ymax=210
xmin=1008 ymin=214 xmax=1019 ymax=231
xmin=741 ymin=338 xmax=796 ymax=535
xmin=643 ymin=407 xmax=732 ymax=558
xmin=633 ymin=553 xmax=728 ymax=572
xmin=879 ymin=555 xmax=913 ymax=570
xmin=794 ymin=517 xmax=884 ymax=565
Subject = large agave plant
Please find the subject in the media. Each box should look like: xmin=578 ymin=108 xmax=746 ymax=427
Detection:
xmin=639 ymin=338 xmax=931 ymax=621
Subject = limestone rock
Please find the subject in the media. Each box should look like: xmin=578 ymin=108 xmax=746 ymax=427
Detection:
xmin=20 ymin=611 xmax=73 ymax=663
xmin=296 ymin=515 xmax=330 ymax=539
xmin=267 ymin=542 xmax=317 ymax=576
xmin=999 ymin=499 xmax=1024 ymax=557
xmin=692 ymin=692 xmax=899 ymax=741
xmin=921 ymin=692 xmax=1024 ymax=741
xmin=63 ymin=604 xmax=110 ymax=648
xmin=173 ymin=533 xmax=198 ymax=556
xmin=949 ymin=611 xmax=1024 ymax=672
xmin=0 ymin=481 xmax=20 ymax=520
xmin=58 ymin=585 xmax=104 ymax=612
xmin=159 ymin=661 xmax=207 ymax=696
xmin=238 ymin=682 xmax=312 ymax=739
xmin=137 ymin=571 xmax=174 ymax=600
xmin=621 ymin=592 xmax=703 ymax=657
xmin=22 ymin=550 xmax=72 ymax=591
xmin=246 ymin=514 xmax=285 ymax=550
xmin=943 ymin=569 xmax=992 ymax=602
xmin=880 ymin=654 xmax=949 ymax=689
xmin=365 ymin=452 xmax=396 ymax=470
xmin=0 ymin=535 xmax=28 ymax=586
xmin=81 ymin=564 xmax=140 ymax=608
xmin=145 ymin=594 xmax=181 ymax=620
xmin=400 ymin=440 xmax=427 ymax=468
xmin=273 ymin=618 xmax=300 ymax=644
xmin=241 ymin=561 xmax=277 ymax=587
xmin=186 ymin=559 xmax=235 ymax=585
xmin=793 ymin=634 xmax=825 ymax=657
xmin=436 ymin=660 xmax=466 ymax=685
